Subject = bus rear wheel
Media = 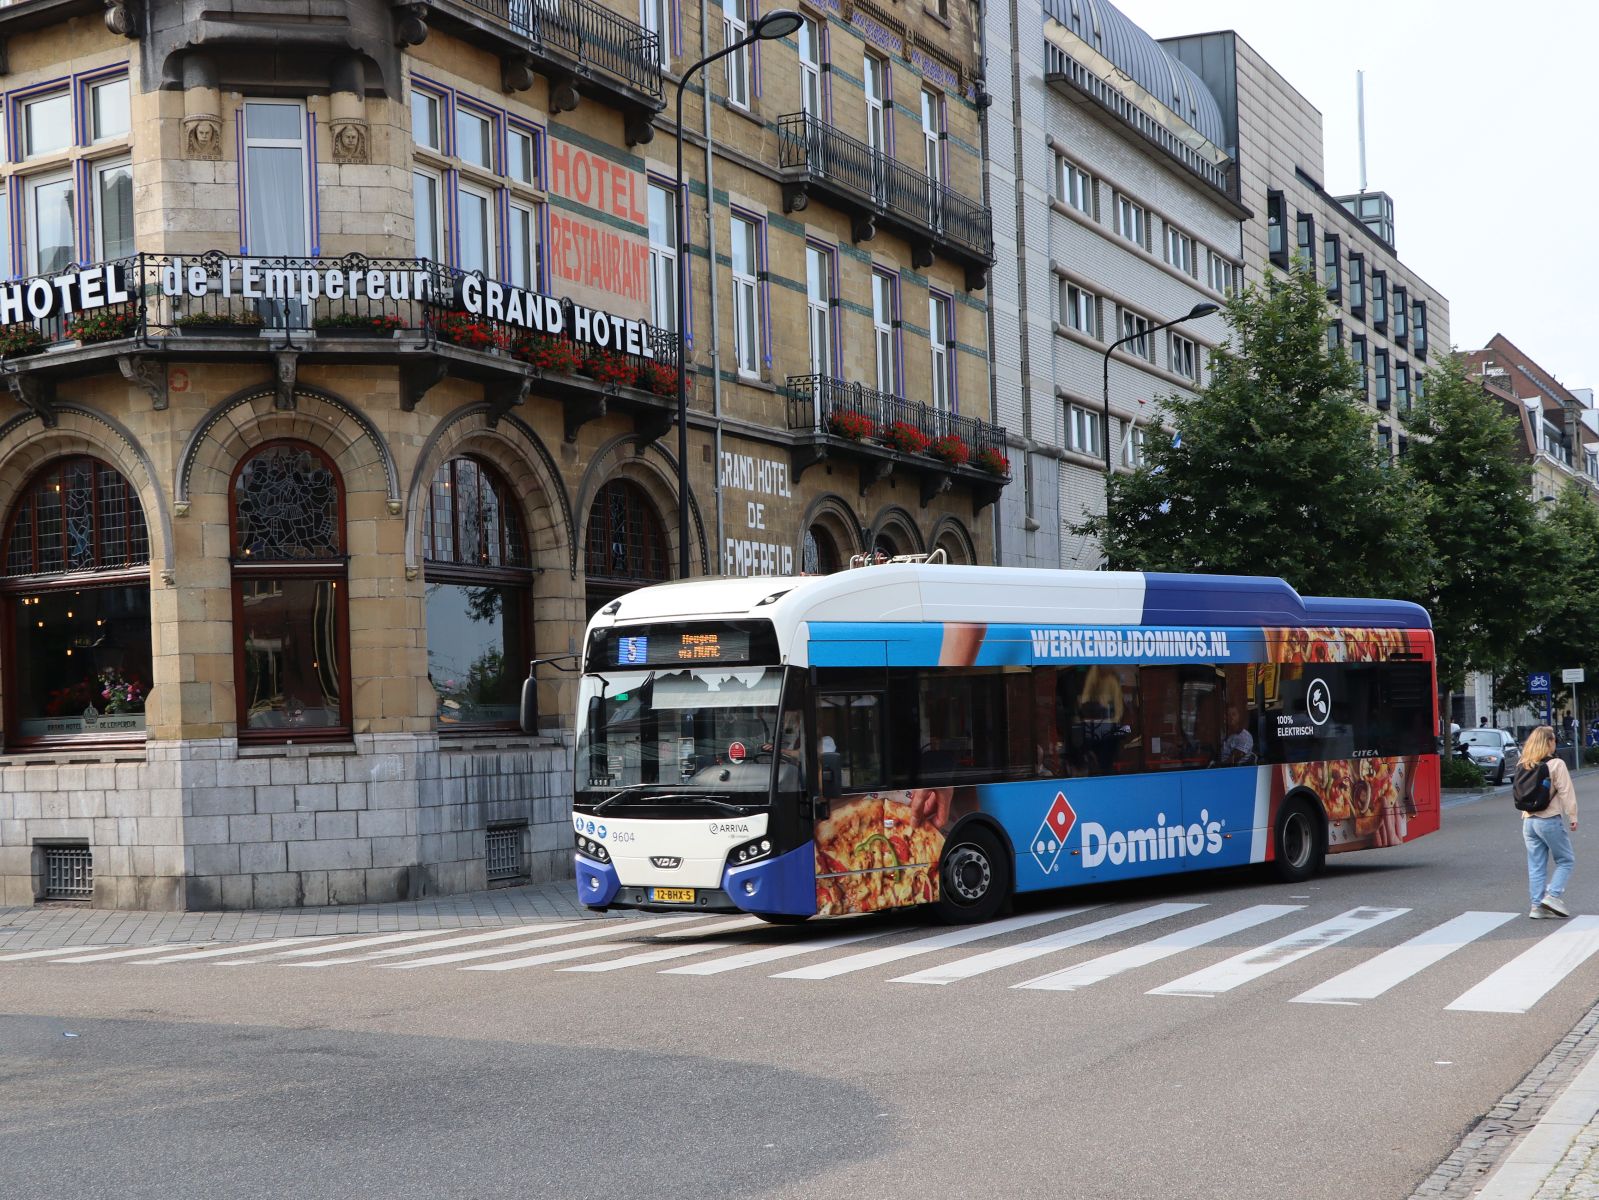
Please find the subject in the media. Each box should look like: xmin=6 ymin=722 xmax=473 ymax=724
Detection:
xmin=934 ymin=825 xmax=1011 ymax=925
xmin=1272 ymin=797 xmax=1326 ymax=883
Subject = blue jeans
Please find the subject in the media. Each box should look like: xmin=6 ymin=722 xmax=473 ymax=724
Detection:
xmin=1524 ymin=816 xmax=1576 ymax=907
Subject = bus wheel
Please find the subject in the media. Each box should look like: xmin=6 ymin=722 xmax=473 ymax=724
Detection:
xmin=1272 ymin=798 xmax=1326 ymax=883
xmin=934 ymin=826 xmax=1011 ymax=925
xmin=754 ymin=912 xmax=810 ymax=926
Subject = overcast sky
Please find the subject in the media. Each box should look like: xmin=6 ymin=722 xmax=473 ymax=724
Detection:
xmin=1115 ymin=0 xmax=1597 ymax=392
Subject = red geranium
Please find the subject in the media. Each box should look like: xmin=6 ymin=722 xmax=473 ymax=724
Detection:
xmin=975 ymin=447 xmax=1011 ymax=476
xmin=930 ymin=434 xmax=970 ymax=467
xmin=827 ymin=410 xmax=876 ymax=442
xmin=882 ymin=421 xmax=931 ymax=455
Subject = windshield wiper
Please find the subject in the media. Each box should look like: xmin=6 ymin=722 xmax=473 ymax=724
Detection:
xmin=592 ymin=789 xmax=752 ymax=814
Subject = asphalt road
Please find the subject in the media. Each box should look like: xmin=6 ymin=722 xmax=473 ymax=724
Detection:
xmin=3 ymin=786 xmax=1595 ymax=1200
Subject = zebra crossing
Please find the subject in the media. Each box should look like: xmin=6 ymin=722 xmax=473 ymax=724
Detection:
xmin=7 ymin=899 xmax=1599 ymax=1014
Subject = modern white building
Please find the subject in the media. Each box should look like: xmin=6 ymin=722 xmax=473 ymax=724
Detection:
xmin=984 ymin=0 xmax=1242 ymax=568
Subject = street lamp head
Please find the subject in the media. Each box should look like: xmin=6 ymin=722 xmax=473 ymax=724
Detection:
xmin=753 ymin=8 xmax=804 ymax=39
xmin=1186 ymin=302 xmax=1221 ymax=320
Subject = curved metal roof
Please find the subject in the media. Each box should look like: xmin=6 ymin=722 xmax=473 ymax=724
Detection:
xmin=1073 ymin=0 xmax=1226 ymax=147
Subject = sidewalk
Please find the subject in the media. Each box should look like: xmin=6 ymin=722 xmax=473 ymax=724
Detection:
xmin=0 ymin=875 xmax=617 ymax=952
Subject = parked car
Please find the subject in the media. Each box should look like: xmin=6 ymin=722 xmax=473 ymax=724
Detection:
xmin=1456 ymin=728 xmax=1520 ymax=784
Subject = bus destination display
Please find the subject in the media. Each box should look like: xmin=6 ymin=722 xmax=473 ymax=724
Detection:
xmin=615 ymin=629 xmax=752 ymax=666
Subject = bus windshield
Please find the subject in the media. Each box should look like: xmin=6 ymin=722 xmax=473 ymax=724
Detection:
xmin=576 ymin=666 xmax=785 ymax=800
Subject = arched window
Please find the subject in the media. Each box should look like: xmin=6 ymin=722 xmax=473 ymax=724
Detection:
xmin=802 ymin=525 xmax=840 ymax=575
xmin=424 ymin=456 xmax=532 ymax=730
xmin=871 ymin=530 xmax=901 ymax=560
xmin=2 ymin=456 xmax=151 ymax=745
xmin=584 ymin=479 xmax=669 ymax=615
xmin=231 ymin=442 xmax=349 ymax=740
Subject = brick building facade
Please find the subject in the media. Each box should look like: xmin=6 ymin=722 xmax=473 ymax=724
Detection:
xmin=0 ymin=0 xmax=999 ymax=908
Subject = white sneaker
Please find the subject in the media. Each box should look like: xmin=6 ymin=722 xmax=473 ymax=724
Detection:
xmin=1541 ymin=894 xmax=1572 ymax=917
xmin=1531 ymin=906 xmax=1558 ymax=918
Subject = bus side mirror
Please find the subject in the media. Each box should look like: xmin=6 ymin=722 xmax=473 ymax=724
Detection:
xmin=519 ymin=670 xmax=538 ymax=735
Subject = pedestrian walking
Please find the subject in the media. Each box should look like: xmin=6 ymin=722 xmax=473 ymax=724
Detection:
xmin=1513 ymin=725 xmax=1578 ymax=919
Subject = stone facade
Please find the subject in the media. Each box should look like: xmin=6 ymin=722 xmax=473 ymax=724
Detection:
xmin=0 ymin=0 xmax=1001 ymax=908
xmin=985 ymin=0 xmax=1240 ymax=569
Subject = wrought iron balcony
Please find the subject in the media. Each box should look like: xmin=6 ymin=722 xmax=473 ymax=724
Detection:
xmin=435 ymin=0 xmax=664 ymax=140
xmin=0 ymin=251 xmax=679 ymax=444
xmin=776 ymin=114 xmax=993 ymax=289
xmin=786 ymin=374 xmax=1009 ymax=508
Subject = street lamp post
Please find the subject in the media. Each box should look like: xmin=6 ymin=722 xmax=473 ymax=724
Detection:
xmin=1098 ymin=302 xmax=1220 ymax=478
xmin=673 ymin=8 xmax=803 ymax=579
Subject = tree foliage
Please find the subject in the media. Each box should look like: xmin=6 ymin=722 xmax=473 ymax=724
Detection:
xmin=1399 ymin=354 xmax=1545 ymax=692
xmin=1078 ymin=268 xmax=1429 ymax=600
xmin=1508 ymin=485 xmax=1599 ymax=718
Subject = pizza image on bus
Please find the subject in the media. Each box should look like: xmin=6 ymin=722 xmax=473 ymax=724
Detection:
xmin=814 ymin=793 xmax=947 ymax=915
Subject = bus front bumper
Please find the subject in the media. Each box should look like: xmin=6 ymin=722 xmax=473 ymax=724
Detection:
xmin=576 ymin=841 xmax=818 ymax=918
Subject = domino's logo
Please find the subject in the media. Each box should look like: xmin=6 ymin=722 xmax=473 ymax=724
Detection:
xmin=1032 ymin=792 xmax=1077 ymax=875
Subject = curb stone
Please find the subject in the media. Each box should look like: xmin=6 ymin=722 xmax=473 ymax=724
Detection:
xmin=1408 ymin=1000 xmax=1599 ymax=1198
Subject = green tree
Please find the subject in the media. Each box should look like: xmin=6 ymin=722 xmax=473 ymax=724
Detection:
xmin=1401 ymin=354 xmax=1546 ymax=696
xmin=1079 ymin=267 xmax=1428 ymax=599
xmin=1509 ymin=485 xmax=1599 ymax=727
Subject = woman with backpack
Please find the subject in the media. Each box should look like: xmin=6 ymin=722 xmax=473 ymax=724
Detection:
xmin=1514 ymin=725 xmax=1578 ymax=918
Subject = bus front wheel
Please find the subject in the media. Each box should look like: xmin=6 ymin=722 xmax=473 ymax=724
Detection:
xmin=1272 ymin=797 xmax=1326 ymax=883
xmin=934 ymin=825 xmax=1011 ymax=925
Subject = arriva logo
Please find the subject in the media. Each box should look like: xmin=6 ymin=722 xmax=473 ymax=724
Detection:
xmin=1081 ymin=810 xmax=1224 ymax=869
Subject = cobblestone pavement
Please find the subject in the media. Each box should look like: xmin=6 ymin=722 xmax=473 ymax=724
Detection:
xmin=0 ymin=876 xmax=622 ymax=951
xmin=1410 ymin=999 xmax=1599 ymax=1199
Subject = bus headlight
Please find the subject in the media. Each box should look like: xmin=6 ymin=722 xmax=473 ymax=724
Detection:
xmin=729 ymin=837 xmax=772 ymax=866
xmin=576 ymin=835 xmax=611 ymax=864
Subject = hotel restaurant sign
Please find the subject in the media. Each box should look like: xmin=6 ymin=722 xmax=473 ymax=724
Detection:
xmin=0 ymin=257 xmax=660 ymax=359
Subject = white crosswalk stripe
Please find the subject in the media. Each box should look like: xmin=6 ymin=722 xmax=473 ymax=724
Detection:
xmin=223 ymin=930 xmax=451 ymax=965
xmin=1447 ymin=915 xmax=1599 ymax=1014
xmin=0 ymin=945 xmax=112 ymax=962
xmin=1014 ymin=904 xmax=1303 ymax=992
xmin=388 ymin=915 xmax=707 ymax=970
xmin=1148 ymin=906 xmax=1409 ymax=998
xmin=773 ymin=906 xmax=1099 ymax=980
xmin=892 ymin=902 xmax=1204 ymax=986
xmin=1292 ymin=911 xmax=1518 ymax=1005
xmin=661 ymin=929 xmax=888 ymax=976
xmin=292 ymin=924 xmax=574 ymax=967
xmin=50 ymin=944 xmax=210 ymax=964
xmin=560 ymin=941 xmax=749 ymax=972
xmin=141 ymin=936 xmax=343 ymax=963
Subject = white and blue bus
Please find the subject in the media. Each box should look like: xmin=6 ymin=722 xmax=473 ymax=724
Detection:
xmin=569 ymin=561 xmax=1439 ymax=924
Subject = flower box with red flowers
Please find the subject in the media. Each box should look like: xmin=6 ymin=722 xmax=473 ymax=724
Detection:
xmin=929 ymin=434 xmax=970 ymax=467
xmin=882 ymin=421 xmax=931 ymax=455
xmin=67 ymin=307 xmax=139 ymax=344
xmin=0 ymin=323 xmax=48 ymax=358
xmin=636 ymin=361 xmax=678 ymax=396
xmin=313 ymin=312 xmax=405 ymax=338
xmin=826 ymin=410 xmax=877 ymax=442
xmin=513 ymin=334 xmax=582 ymax=374
xmin=433 ymin=312 xmax=503 ymax=352
xmin=581 ymin=349 xmax=636 ymax=387
xmin=975 ymin=447 xmax=1011 ymax=476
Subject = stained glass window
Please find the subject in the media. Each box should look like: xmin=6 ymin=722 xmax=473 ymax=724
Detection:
xmin=424 ymin=457 xmax=526 ymax=568
xmin=5 ymin=457 xmax=149 ymax=577
xmin=424 ymin=457 xmax=533 ymax=730
xmin=802 ymin=526 xmax=839 ymax=575
xmin=585 ymin=479 xmax=669 ymax=584
xmin=233 ymin=443 xmax=341 ymax=560
xmin=2 ymin=457 xmax=152 ymax=745
xmin=231 ymin=441 xmax=349 ymax=739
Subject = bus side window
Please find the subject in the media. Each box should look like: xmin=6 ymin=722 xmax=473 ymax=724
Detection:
xmin=1219 ymin=663 xmax=1257 ymax=766
xmin=1062 ymin=665 xmax=1142 ymax=776
xmin=816 ymin=691 xmax=884 ymax=796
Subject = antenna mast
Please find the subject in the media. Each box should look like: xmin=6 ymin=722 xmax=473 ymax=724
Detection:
xmin=1357 ymin=70 xmax=1367 ymax=191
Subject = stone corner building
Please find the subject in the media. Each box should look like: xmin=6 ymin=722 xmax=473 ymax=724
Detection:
xmin=0 ymin=0 xmax=1002 ymax=908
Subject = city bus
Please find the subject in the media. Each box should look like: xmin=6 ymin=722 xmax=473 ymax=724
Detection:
xmin=568 ymin=560 xmax=1439 ymax=924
